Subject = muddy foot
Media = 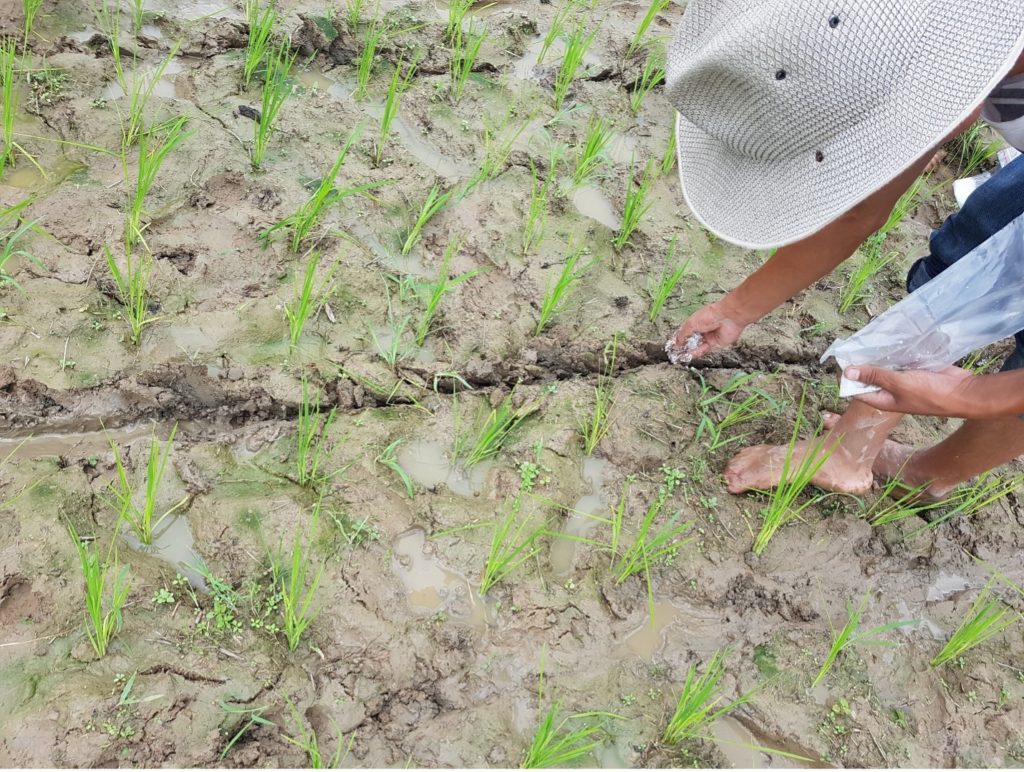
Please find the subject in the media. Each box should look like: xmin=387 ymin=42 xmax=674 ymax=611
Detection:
xmin=724 ymin=439 xmax=874 ymax=495
xmin=821 ymin=411 xmax=954 ymax=501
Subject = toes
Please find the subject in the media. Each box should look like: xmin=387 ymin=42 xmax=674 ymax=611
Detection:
xmin=821 ymin=411 xmax=841 ymax=430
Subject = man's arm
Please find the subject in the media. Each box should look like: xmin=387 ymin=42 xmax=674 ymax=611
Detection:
xmin=672 ymin=153 xmax=934 ymax=358
xmin=848 ymin=365 xmax=1024 ymax=420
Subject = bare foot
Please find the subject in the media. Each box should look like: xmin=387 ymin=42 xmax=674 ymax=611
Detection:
xmin=822 ymin=411 xmax=955 ymax=500
xmin=723 ymin=439 xmax=874 ymax=495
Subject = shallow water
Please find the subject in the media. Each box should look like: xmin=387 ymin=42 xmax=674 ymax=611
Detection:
xmin=396 ymin=439 xmax=490 ymax=497
xmin=622 ymin=600 xmax=679 ymax=660
xmin=391 ymin=527 xmax=488 ymax=625
xmin=549 ymin=456 xmax=609 ymax=575
xmin=573 ymin=185 xmax=620 ymax=230
xmin=123 ymin=514 xmax=208 ymax=590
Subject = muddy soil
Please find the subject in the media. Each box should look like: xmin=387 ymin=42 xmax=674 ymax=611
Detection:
xmin=1 ymin=0 xmax=1024 ymax=768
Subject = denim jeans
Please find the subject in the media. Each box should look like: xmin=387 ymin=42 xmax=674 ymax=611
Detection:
xmin=906 ymin=153 xmax=1024 ymax=370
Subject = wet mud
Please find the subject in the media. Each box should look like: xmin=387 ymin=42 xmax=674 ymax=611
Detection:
xmin=2 ymin=0 xmax=1024 ymax=768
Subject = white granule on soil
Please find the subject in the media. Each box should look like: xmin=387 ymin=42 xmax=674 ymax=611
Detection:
xmin=665 ymin=332 xmax=704 ymax=365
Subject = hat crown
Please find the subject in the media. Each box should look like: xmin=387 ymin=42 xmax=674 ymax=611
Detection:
xmin=667 ymin=0 xmax=929 ymax=162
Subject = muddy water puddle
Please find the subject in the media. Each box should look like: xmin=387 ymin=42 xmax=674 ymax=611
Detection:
xmin=391 ymin=527 xmax=489 ymax=625
xmin=142 ymin=0 xmax=242 ymax=21
xmin=622 ymin=600 xmax=679 ymax=659
xmin=124 ymin=514 xmax=208 ymax=590
xmin=0 ymin=421 xmax=175 ymax=460
xmin=549 ymin=456 xmax=608 ymax=575
xmin=573 ymin=185 xmax=619 ymax=230
xmin=396 ymin=439 xmax=490 ymax=497
xmin=100 ymin=58 xmax=189 ymax=101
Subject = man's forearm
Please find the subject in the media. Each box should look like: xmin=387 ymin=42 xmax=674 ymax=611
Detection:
xmin=963 ymin=370 xmax=1024 ymax=419
xmin=720 ymin=158 xmax=932 ymax=325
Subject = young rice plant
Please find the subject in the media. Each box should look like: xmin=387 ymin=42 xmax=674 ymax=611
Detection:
xmin=579 ymin=334 xmax=618 ymax=455
xmin=930 ymin=579 xmax=1020 ymax=667
xmin=251 ymin=36 xmax=297 ymax=169
xmin=274 ymin=497 xmax=326 ymax=651
xmin=243 ymin=0 xmax=279 ymax=86
xmin=535 ymin=240 xmax=590 ymax=335
xmin=68 ymin=521 xmax=131 ymax=658
xmin=648 ymin=236 xmax=688 ymax=321
xmin=752 ymin=392 xmax=834 ymax=555
xmin=295 ymin=377 xmax=337 ymax=488
xmin=553 ymin=18 xmax=599 ymax=109
xmin=480 ymin=461 xmax=546 ymax=594
xmin=285 ymin=251 xmax=336 ymax=348
xmin=612 ymin=159 xmax=656 ymax=251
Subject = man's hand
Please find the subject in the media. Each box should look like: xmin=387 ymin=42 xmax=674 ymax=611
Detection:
xmin=847 ymin=365 xmax=975 ymax=417
xmin=670 ymin=301 xmax=748 ymax=359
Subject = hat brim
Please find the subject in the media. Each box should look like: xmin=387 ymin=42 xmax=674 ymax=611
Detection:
xmin=676 ymin=13 xmax=1024 ymax=251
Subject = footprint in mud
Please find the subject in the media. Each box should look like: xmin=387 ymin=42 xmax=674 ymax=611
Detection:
xmin=396 ymin=440 xmax=491 ymax=497
xmin=391 ymin=528 xmax=489 ymax=625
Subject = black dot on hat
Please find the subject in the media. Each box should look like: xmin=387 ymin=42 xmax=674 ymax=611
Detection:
xmin=829 ymin=15 xmax=841 ymax=28
xmin=775 ymin=69 xmax=787 ymax=80
xmin=815 ymin=150 xmax=825 ymax=162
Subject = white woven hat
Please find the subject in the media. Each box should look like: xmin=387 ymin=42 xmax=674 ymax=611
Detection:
xmin=666 ymin=0 xmax=1024 ymax=249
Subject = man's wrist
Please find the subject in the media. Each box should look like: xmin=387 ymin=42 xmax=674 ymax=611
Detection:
xmin=718 ymin=287 xmax=763 ymax=327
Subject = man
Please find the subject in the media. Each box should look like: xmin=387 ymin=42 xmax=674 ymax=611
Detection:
xmin=664 ymin=0 xmax=1024 ymax=498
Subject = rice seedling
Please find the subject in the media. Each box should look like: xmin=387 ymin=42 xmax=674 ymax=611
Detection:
xmin=125 ymin=115 xmax=192 ymax=254
xmin=219 ymin=704 xmax=274 ymax=761
xmin=535 ymin=240 xmax=590 ymax=335
xmin=648 ymin=236 xmax=688 ymax=321
xmin=879 ymin=173 xmax=929 ymax=236
xmin=0 ymin=39 xmax=21 ymax=173
xmin=127 ymin=0 xmax=145 ymax=33
xmin=295 ymin=376 xmax=337 ymax=489
xmin=450 ymin=23 xmax=486 ymax=103
xmin=415 ymin=237 xmax=481 ymax=345
xmin=613 ymin=466 xmax=691 ymax=586
xmin=354 ymin=19 xmax=383 ymax=101
xmin=612 ymin=159 xmax=656 ymax=251
xmin=626 ymin=0 xmax=670 ymax=58
xmin=579 ymin=334 xmax=618 ymax=456
xmin=262 ymin=124 xmax=371 ymax=252
xmin=659 ymin=122 xmax=677 ymax=175
xmin=344 ymin=0 xmax=366 ymax=30
xmin=521 ymin=703 xmax=611 ymax=769
xmin=243 ymin=0 xmax=279 ymax=87
xmin=273 ymin=497 xmax=326 ymax=651
xmin=251 ymin=36 xmax=297 ymax=169
xmin=694 ymin=372 xmax=785 ymax=452
xmin=68 ymin=521 xmax=132 ymax=658
xmin=105 ymin=245 xmax=158 ymax=344
xmin=103 ymin=425 xmax=187 ymax=546
xmin=952 ymin=120 xmax=1004 ymax=177
xmin=553 ymin=18 xmax=599 ymax=109
xmin=630 ymin=44 xmax=665 ymax=114
xmin=480 ymin=461 xmax=546 ymax=594
xmin=663 ymin=649 xmax=759 ymax=745
xmin=860 ymin=474 xmax=944 ymax=526
xmin=522 ymin=162 xmax=549 ymax=255
xmin=445 ymin=0 xmax=473 ymax=44
xmin=401 ymin=183 xmax=459 ymax=255
xmin=97 ymin=0 xmax=182 ymax=153
xmin=375 ymin=439 xmax=414 ymax=498
xmin=285 ymin=251 xmax=336 ymax=348
xmin=903 ymin=471 xmax=1024 ymax=537
xmin=812 ymin=592 xmax=914 ymax=687
xmin=839 ymin=233 xmax=898 ymax=313
xmin=476 ymin=112 xmax=531 ymax=183
xmin=283 ymin=697 xmax=353 ymax=768
xmin=536 ymin=0 xmax=576 ymax=65
xmin=519 ymin=654 xmax=621 ymax=769
xmin=23 ymin=0 xmax=43 ymax=48
xmin=572 ymin=115 xmax=613 ymax=188
xmin=930 ymin=580 xmax=1020 ymax=667
xmin=463 ymin=390 xmax=539 ymax=468
xmin=752 ymin=393 xmax=835 ymax=555
xmin=375 ymin=57 xmax=418 ymax=165
xmin=0 ymin=201 xmax=41 ymax=289
xmin=370 ymin=309 xmax=413 ymax=365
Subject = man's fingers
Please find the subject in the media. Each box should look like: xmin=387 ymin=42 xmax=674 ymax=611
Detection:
xmin=845 ymin=365 xmax=898 ymax=390
xmin=852 ymin=389 xmax=898 ymax=411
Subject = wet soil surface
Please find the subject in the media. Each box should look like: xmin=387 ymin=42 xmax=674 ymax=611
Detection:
xmin=2 ymin=0 xmax=1024 ymax=768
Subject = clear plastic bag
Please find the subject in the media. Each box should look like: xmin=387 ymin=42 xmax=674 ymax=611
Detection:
xmin=823 ymin=212 xmax=1024 ymax=398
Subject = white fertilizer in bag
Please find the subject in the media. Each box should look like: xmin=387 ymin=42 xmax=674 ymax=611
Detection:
xmin=823 ymin=212 xmax=1024 ymax=398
